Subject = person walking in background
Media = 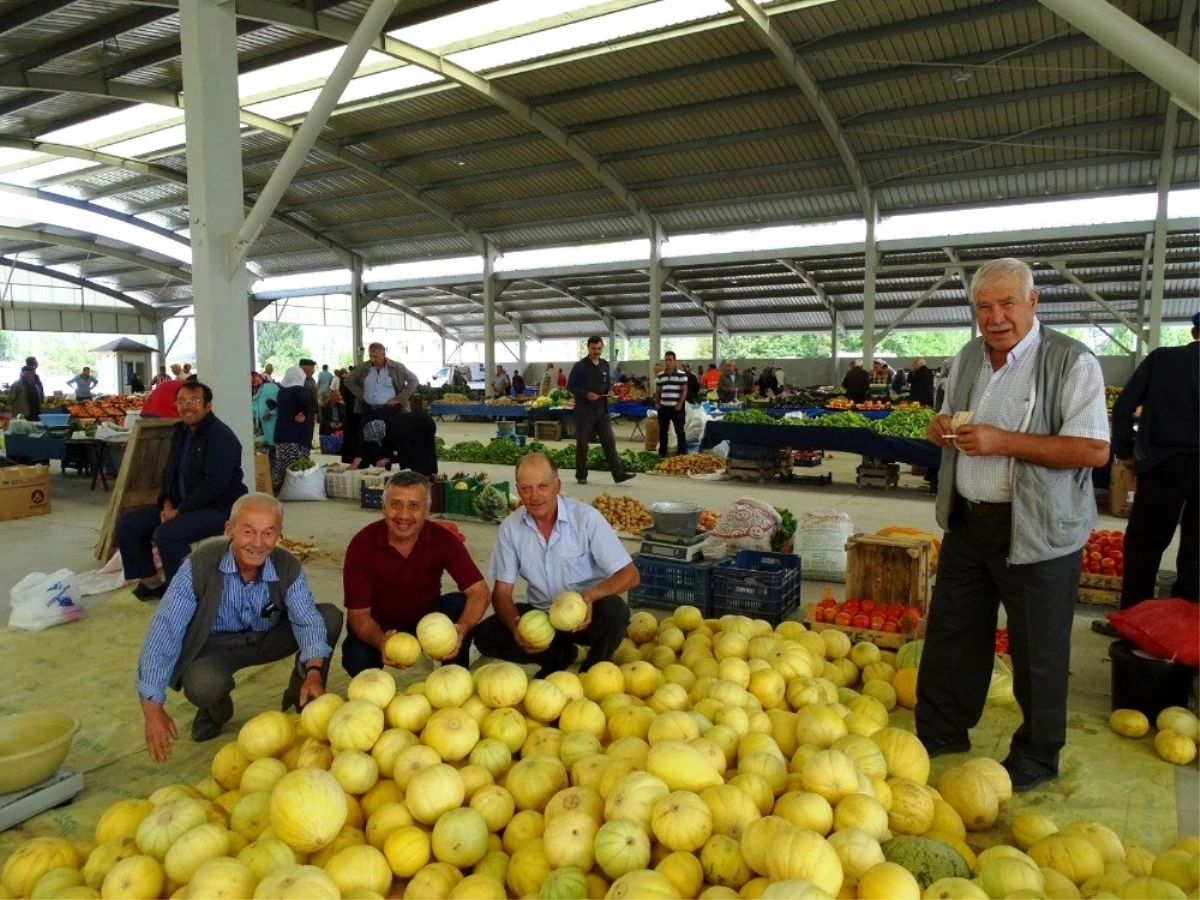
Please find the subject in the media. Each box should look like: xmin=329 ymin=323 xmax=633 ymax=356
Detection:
xmin=298 ymin=359 xmax=319 ymax=445
xmin=271 ymin=367 xmax=313 ymax=493
xmin=917 ymin=257 xmax=1109 ymax=792
xmin=7 ymin=366 xmax=41 ymax=420
xmin=908 ymin=357 xmax=935 ymax=407
xmin=756 ymin=365 xmax=779 ymax=397
xmin=717 ymin=360 xmax=738 ymax=402
xmin=1093 ymin=311 xmax=1200 ymax=637
xmin=540 ymin=363 xmax=554 ymax=397
xmin=152 ymin=365 xmax=172 ymax=387
xmin=261 ymin=363 xmax=275 ymax=382
xmin=701 ymin=364 xmax=720 ymax=392
xmin=316 ymin=364 xmax=334 ymax=407
xmin=568 ymin=336 xmax=634 ymax=485
xmin=682 ymin=363 xmax=702 ymax=404
xmin=655 ymin=351 xmax=688 ymax=458
xmin=511 ymin=369 xmax=525 ymax=397
xmin=556 ymin=367 xmax=567 ymax=388
xmin=68 ymin=366 xmax=99 ymax=401
xmin=252 ymin=376 xmax=280 ymax=449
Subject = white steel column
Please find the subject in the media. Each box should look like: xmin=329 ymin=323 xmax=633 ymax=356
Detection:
xmin=350 ymin=258 xmax=364 ymax=363
xmin=648 ymin=222 xmax=665 ymax=371
xmin=440 ymin=335 xmax=447 ymax=367
xmin=483 ymin=240 xmax=498 ymax=398
xmin=860 ymin=201 xmax=878 ymax=367
xmin=830 ymin=307 xmax=839 ymax=384
xmin=608 ymin=321 xmax=617 ymax=365
xmin=711 ymin=317 xmax=720 ymax=366
xmin=518 ymin=329 xmax=527 ymax=372
xmin=154 ymin=315 xmax=168 ymax=373
xmin=180 ymin=0 xmax=254 ymax=481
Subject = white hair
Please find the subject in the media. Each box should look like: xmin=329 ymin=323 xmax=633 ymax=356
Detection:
xmin=970 ymin=258 xmax=1034 ymax=302
xmin=231 ymin=492 xmax=284 ymax=524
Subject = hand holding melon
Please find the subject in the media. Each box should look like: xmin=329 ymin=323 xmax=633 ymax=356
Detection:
xmin=550 ymin=591 xmax=590 ymax=632
xmin=382 ymin=631 xmax=422 ymax=668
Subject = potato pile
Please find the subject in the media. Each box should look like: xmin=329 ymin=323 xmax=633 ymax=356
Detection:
xmin=699 ymin=510 xmax=719 ymax=532
xmin=653 ymin=455 xmax=725 ymax=476
xmin=591 ymin=494 xmax=653 ymax=536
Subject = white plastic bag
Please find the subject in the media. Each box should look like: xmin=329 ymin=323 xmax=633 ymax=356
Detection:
xmin=709 ymin=498 xmax=782 ymax=553
xmin=9 ymin=569 xmax=84 ymax=631
xmin=684 ymin=404 xmax=710 ymax=443
xmin=279 ymin=464 xmax=327 ymax=502
xmin=795 ymin=508 xmax=855 ymax=582
xmin=709 ymin=441 xmax=730 ymax=460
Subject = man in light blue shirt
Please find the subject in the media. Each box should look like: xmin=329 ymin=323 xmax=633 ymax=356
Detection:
xmin=136 ymin=493 xmax=342 ymax=760
xmin=67 ymin=366 xmax=98 ymax=400
xmin=475 ymin=452 xmax=637 ymax=677
xmin=342 ymin=342 xmax=420 ymax=468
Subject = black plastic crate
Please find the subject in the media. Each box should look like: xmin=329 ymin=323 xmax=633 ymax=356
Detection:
xmin=728 ymin=441 xmax=774 ymax=460
xmin=710 ymin=549 xmax=801 ymax=624
xmin=629 ymin=555 xmax=729 ymax=614
xmin=360 ymin=483 xmax=384 ymax=510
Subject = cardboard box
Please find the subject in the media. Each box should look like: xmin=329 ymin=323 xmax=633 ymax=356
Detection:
xmin=254 ymin=452 xmax=273 ymax=496
xmin=1110 ymin=460 xmax=1136 ymax=518
xmin=0 ymin=465 xmax=51 ymax=522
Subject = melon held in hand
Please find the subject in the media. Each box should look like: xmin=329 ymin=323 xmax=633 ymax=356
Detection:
xmin=518 ymin=609 xmax=556 ymax=650
xmin=384 ymin=631 xmax=421 ymax=667
xmin=417 ymin=612 xmax=459 ymax=659
xmin=549 ymin=591 xmax=588 ymax=631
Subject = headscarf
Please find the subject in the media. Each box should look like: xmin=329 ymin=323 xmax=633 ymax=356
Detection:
xmin=280 ymin=366 xmax=306 ymax=388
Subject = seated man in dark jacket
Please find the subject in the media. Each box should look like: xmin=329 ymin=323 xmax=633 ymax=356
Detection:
xmin=137 ymin=492 xmax=342 ymax=754
xmin=117 ymin=382 xmax=248 ymax=600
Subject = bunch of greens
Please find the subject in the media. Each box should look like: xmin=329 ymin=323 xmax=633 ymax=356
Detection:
xmin=288 ymin=457 xmax=316 ymax=472
xmin=483 ymin=439 xmax=524 ymax=465
xmin=722 ymin=409 xmax=776 ymax=425
xmin=872 ymin=407 xmax=936 ymax=439
xmin=771 ymin=506 xmax=798 ymax=552
xmin=803 ymin=411 xmax=873 ymax=429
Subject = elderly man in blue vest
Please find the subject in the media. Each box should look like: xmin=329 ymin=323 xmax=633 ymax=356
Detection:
xmin=136 ymin=493 xmax=343 ymax=761
xmin=916 ymin=257 xmax=1110 ymax=793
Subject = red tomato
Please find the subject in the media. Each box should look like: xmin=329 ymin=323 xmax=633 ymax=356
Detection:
xmin=870 ymin=615 xmax=886 ymax=630
xmin=851 ymin=613 xmax=870 ymax=629
xmin=861 ymin=600 xmax=876 ymax=613
xmin=1101 ymin=558 xmax=1115 ymax=569
xmin=881 ymin=620 xmax=900 ymax=633
xmin=818 ymin=597 xmax=838 ymax=609
xmin=1109 ymin=550 xmax=1123 ymax=561
xmin=812 ymin=608 xmax=825 ymax=623
xmin=834 ymin=612 xmax=853 ymax=626
xmin=887 ymin=603 xmax=905 ymax=619
xmin=845 ymin=598 xmax=861 ymax=611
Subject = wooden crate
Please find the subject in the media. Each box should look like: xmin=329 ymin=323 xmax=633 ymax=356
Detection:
xmin=534 ymin=420 xmax=561 ymax=441
xmin=845 ymin=533 xmax=932 ymax=612
xmin=1078 ymin=586 xmax=1120 ymax=608
xmin=726 ymin=448 xmax=792 ymax=483
xmin=254 ymin=452 xmax=273 ymax=496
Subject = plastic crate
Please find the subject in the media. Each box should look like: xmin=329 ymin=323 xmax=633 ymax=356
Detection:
xmin=629 ymin=555 xmax=730 ymax=614
xmin=360 ymin=483 xmax=383 ymax=510
xmin=711 ymin=549 xmax=801 ymax=624
xmin=533 ymin=421 xmax=561 ymax=441
xmin=445 ymin=479 xmax=510 ymax=518
xmin=319 ymin=434 xmax=343 ymax=454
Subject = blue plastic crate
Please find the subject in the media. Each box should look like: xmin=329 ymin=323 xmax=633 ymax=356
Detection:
xmin=319 ymin=434 xmax=343 ymax=454
xmin=629 ymin=555 xmax=729 ymax=614
xmin=710 ymin=549 xmax=801 ymax=624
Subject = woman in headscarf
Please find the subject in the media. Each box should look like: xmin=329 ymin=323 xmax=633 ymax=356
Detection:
xmin=271 ymin=366 xmax=312 ymax=492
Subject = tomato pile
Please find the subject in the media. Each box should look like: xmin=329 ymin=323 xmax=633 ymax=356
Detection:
xmin=995 ymin=628 xmax=1009 ymax=654
xmin=811 ymin=596 xmax=923 ymax=633
xmin=1082 ymin=528 xmax=1125 ymax=577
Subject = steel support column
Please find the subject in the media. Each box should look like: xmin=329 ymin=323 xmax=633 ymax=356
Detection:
xmin=180 ymin=0 xmax=253 ymax=481
xmin=440 ymin=335 xmax=448 ymax=367
xmin=648 ymin=222 xmax=665 ymax=371
xmin=860 ymin=201 xmax=878 ymax=367
xmin=483 ymin=240 xmax=499 ymax=399
xmin=154 ymin=315 xmax=168 ymax=373
xmin=830 ymin=307 xmax=839 ymax=385
xmin=350 ymin=257 xmax=364 ymax=363
xmin=608 ymin=320 xmax=617 ymax=365
xmin=712 ymin=317 xmax=720 ymax=366
xmin=518 ymin=329 xmax=527 ymax=371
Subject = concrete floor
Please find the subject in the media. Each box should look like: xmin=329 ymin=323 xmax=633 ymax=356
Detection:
xmin=1 ymin=417 xmax=1194 ymax=836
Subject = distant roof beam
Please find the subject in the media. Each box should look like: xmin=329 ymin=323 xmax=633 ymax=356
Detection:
xmin=0 ymin=256 xmax=157 ymax=318
xmin=528 ymin=278 xmax=627 ymax=338
xmin=661 ymin=273 xmax=724 ymax=333
xmin=0 ymin=225 xmax=190 ymax=283
xmin=776 ymin=259 xmax=844 ymax=333
xmin=0 ymin=0 xmax=76 ymax=34
xmin=230 ymin=0 xmax=659 ymax=237
xmin=372 ymin=295 xmax=454 ymax=340
xmin=1049 ymin=262 xmax=1140 ymax=333
xmin=873 ymin=273 xmax=954 ymax=343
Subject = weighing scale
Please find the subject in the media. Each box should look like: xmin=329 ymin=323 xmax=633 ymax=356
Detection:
xmin=0 ymin=769 xmax=84 ymax=831
xmin=639 ymin=529 xmax=707 ymax=562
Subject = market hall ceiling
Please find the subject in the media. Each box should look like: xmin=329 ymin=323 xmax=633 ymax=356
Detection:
xmin=0 ymin=0 xmax=1195 ymax=339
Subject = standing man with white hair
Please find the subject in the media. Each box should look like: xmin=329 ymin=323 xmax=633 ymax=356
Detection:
xmin=916 ymin=257 xmax=1110 ymax=792
xmin=136 ymin=493 xmax=343 ymax=758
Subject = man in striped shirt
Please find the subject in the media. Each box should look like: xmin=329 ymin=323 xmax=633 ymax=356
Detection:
xmin=136 ymin=493 xmax=343 ymax=760
xmin=655 ymin=351 xmax=689 ymax=457
xmin=916 ymin=258 xmax=1109 ymax=793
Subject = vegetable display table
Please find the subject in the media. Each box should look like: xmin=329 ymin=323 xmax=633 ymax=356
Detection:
xmin=703 ymin=421 xmax=941 ymax=470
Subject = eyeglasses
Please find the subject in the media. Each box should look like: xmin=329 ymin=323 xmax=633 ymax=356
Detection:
xmin=176 ymin=398 xmax=205 ymax=407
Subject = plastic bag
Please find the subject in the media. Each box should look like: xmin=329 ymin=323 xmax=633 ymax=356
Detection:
xmin=795 ymin=508 xmax=855 ymax=582
xmin=710 ymin=498 xmax=782 ymax=552
xmin=684 ymin=404 xmax=709 ymax=443
xmin=709 ymin=441 xmax=730 ymax=460
xmin=1108 ymin=599 xmax=1200 ymax=666
xmin=279 ymin=464 xmax=327 ymax=501
xmin=986 ymin=655 xmax=1016 ymax=707
xmin=9 ymin=569 xmax=84 ymax=631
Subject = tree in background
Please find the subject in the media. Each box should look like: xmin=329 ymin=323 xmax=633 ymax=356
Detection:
xmin=255 ymin=321 xmax=312 ymax=372
xmin=39 ymin=334 xmax=99 ymax=380
xmin=0 ymin=330 xmax=21 ymax=361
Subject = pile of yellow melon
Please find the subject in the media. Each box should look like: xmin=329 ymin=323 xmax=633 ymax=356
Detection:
xmin=2 ymin=607 xmax=1197 ymax=900
xmin=1109 ymin=706 xmax=1200 ymax=766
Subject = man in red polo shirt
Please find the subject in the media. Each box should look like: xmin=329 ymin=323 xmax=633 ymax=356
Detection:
xmin=342 ymin=470 xmax=489 ymax=673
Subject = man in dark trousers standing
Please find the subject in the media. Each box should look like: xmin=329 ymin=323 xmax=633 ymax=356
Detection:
xmin=655 ymin=351 xmax=688 ymax=457
xmin=907 ymin=357 xmax=935 ymax=407
xmin=116 ymin=382 xmax=249 ymax=600
xmin=1093 ymin=312 xmax=1200 ymax=635
xmin=568 ymin=336 xmax=635 ymax=486
xmin=916 ymin=257 xmax=1109 ymax=793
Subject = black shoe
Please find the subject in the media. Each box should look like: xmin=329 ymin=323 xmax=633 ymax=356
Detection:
xmin=534 ymin=644 xmax=575 ymax=679
xmin=191 ymin=697 xmax=233 ymax=742
xmin=1091 ymin=619 xmax=1120 ymax=638
xmin=614 ymin=472 xmax=636 ymax=484
xmin=920 ymin=736 xmax=971 ymax=758
xmin=1006 ymin=766 xmax=1056 ymax=793
xmin=132 ymin=581 xmax=166 ymax=602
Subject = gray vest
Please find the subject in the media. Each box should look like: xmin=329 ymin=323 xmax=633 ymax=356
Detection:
xmin=169 ymin=540 xmax=301 ymax=690
xmin=934 ymin=326 xmax=1098 ymax=565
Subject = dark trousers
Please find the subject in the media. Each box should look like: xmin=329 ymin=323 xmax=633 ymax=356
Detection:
xmin=342 ymin=592 xmax=472 ymax=675
xmin=1121 ymin=453 xmax=1199 ymax=607
xmin=575 ymin=405 xmax=625 ymax=481
xmin=181 ymin=603 xmax=344 ymax=713
xmin=915 ymin=504 xmax=1079 ymax=778
xmin=341 ymin=407 xmax=362 ymax=464
xmin=657 ymin=406 xmax=686 ymax=457
xmin=116 ymin=505 xmax=229 ymax=585
xmin=473 ymin=595 xmax=631 ymax=673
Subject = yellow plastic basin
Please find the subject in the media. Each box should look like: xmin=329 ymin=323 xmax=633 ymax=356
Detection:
xmin=0 ymin=712 xmax=81 ymax=794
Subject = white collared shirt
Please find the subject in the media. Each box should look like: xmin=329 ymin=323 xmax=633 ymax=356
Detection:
xmin=943 ymin=320 xmax=1109 ymax=502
